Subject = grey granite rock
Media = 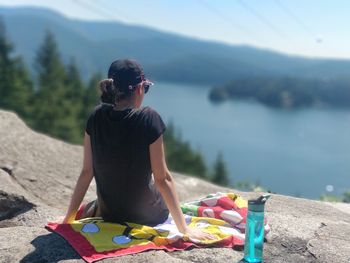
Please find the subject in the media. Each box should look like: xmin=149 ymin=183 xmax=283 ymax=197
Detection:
xmin=1 ymin=109 xmax=350 ymax=263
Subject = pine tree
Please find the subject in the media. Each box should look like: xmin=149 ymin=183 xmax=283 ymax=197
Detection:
xmin=211 ymin=152 xmax=230 ymax=186
xmin=163 ymin=121 xmax=208 ymax=178
xmin=65 ymin=58 xmax=87 ymax=140
xmin=0 ymin=18 xmax=34 ymax=120
xmin=33 ymin=31 xmax=81 ymax=143
xmin=78 ymin=72 xmax=101 ymax=133
xmin=65 ymin=59 xmax=85 ymax=102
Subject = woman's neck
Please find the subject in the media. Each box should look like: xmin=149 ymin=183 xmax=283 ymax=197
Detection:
xmin=113 ymin=100 xmax=136 ymax=111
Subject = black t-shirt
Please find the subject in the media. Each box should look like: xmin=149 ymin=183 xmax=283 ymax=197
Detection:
xmin=85 ymin=103 xmax=169 ymax=226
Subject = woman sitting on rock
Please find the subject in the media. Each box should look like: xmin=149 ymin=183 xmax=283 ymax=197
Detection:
xmin=63 ymin=59 xmax=215 ymax=241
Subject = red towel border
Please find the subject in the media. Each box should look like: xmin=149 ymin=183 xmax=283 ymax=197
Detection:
xmin=46 ymin=222 xmax=243 ymax=263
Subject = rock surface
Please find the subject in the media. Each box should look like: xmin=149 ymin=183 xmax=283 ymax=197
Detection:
xmin=0 ymin=109 xmax=349 ymax=263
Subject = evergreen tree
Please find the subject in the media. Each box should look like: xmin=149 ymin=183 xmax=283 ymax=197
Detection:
xmin=10 ymin=60 xmax=34 ymax=121
xmin=65 ymin=59 xmax=85 ymax=102
xmin=0 ymin=18 xmax=34 ymax=120
xmin=65 ymin=58 xmax=87 ymax=139
xmin=33 ymin=31 xmax=81 ymax=143
xmin=211 ymin=152 xmax=230 ymax=186
xmin=164 ymin=121 xmax=207 ymax=178
xmin=79 ymin=73 xmax=101 ymax=133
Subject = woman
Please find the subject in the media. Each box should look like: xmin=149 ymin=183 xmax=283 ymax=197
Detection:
xmin=63 ymin=59 xmax=215 ymax=241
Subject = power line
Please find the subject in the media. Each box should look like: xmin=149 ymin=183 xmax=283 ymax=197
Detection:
xmin=72 ymin=0 xmax=112 ymax=20
xmin=274 ymin=0 xmax=322 ymax=43
xmin=87 ymin=0 xmax=139 ymax=22
xmin=195 ymin=0 xmax=264 ymax=43
xmin=274 ymin=0 xmax=313 ymax=35
xmin=72 ymin=0 xmax=132 ymax=22
xmin=236 ymin=0 xmax=288 ymax=39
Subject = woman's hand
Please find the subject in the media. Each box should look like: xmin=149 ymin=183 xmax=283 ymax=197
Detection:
xmin=184 ymin=226 xmax=218 ymax=241
xmin=62 ymin=213 xmax=76 ymax=224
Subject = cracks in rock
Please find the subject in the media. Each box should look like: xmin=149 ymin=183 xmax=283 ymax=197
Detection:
xmin=0 ymin=159 xmax=42 ymax=201
xmin=305 ymin=243 xmax=318 ymax=259
xmin=308 ymin=221 xmax=350 ymax=244
xmin=0 ymin=159 xmax=21 ymax=186
xmin=1 ymin=159 xmax=74 ymax=205
xmin=0 ymin=159 xmax=17 ymax=177
xmin=305 ymin=222 xmax=331 ymax=260
xmin=1 ymin=166 xmax=32 ymax=194
xmin=1 ymin=166 xmax=13 ymax=176
xmin=280 ymin=240 xmax=308 ymax=254
xmin=267 ymin=236 xmax=318 ymax=262
xmin=0 ymin=159 xmax=39 ymax=225
xmin=304 ymin=222 xmax=330 ymax=260
xmin=279 ymin=237 xmax=312 ymax=257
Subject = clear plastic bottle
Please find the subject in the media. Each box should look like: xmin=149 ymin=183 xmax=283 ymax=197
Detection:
xmin=243 ymin=195 xmax=270 ymax=263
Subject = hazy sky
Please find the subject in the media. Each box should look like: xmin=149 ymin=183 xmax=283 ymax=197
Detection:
xmin=1 ymin=0 xmax=349 ymax=59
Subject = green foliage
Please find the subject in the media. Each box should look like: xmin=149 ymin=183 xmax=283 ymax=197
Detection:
xmin=233 ymin=180 xmax=267 ymax=192
xmin=0 ymin=19 xmax=34 ymax=121
xmin=78 ymin=72 xmax=102 ymax=132
xmin=319 ymin=190 xmax=350 ymax=203
xmin=31 ymin=31 xmax=100 ymax=144
xmin=343 ymin=191 xmax=350 ymax=203
xmin=30 ymin=31 xmax=81 ymax=143
xmin=209 ymin=77 xmax=350 ymax=109
xmin=210 ymin=152 xmax=230 ymax=186
xmin=320 ymin=194 xmax=342 ymax=202
xmin=163 ymin=121 xmax=208 ymax=179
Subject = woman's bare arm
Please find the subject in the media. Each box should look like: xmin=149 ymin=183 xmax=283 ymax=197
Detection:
xmin=149 ymin=135 xmax=187 ymax=232
xmin=150 ymin=135 xmax=216 ymax=240
xmin=63 ymin=132 xmax=94 ymax=223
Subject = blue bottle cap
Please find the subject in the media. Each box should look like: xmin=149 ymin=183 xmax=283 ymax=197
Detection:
xmin=248 ymin=194 xmax=270 ymax=212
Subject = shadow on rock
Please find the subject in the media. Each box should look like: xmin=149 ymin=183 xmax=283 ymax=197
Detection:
xmin=20 ymin=232 xmax=80 ymax=262
xmin=0 ymin=190 xmax=35 ymax=221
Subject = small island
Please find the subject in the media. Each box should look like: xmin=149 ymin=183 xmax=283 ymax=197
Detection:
xmin=209 ymin=77 xmax=350 ymax=109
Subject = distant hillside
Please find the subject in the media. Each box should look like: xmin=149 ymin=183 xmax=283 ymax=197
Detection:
xmin=1 ymin=6 xmax=350 ymax=85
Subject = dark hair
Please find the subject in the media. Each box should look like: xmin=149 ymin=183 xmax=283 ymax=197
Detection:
xmin=99 ymin=78 xmax=135 ymax=105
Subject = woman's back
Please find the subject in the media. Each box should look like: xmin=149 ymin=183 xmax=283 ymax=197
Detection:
xmin=86 ymin=103 xmax=169 ymax=225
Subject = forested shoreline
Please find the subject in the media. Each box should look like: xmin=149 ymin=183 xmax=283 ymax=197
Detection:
xmin=209 ymin=77 xmax=350 ymax=109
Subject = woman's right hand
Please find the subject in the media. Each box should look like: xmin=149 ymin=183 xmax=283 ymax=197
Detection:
xmin=184 ymin=226 xmax=218 ymax=241
xmin=62 ymin=213 xmax=76 ymax=224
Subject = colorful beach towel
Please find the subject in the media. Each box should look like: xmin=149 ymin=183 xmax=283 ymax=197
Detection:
xmin=46 ymin=192 xmax=270 ymax=263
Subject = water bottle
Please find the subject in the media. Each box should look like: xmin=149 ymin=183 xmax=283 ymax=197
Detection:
xmin=243 ymin=194 xmax=270 ymax=263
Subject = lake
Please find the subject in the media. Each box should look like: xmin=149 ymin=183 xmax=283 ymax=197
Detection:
xmin=143 ymin=82 xmax=350 ymax=199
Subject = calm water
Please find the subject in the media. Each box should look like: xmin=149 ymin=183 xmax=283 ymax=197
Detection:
xmin=143 ymin=82 xmax=350 ymax=199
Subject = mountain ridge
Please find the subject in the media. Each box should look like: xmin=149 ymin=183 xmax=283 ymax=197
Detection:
xmin=1 ymin=6 xmax=350 ymax=84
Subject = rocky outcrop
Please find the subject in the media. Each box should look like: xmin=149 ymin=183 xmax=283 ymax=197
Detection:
xmin=0 ymin=109 xmax=349 ymax=263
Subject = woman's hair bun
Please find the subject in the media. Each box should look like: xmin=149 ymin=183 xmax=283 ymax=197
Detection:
xmin=99 ymin=78 xmax=116 ymax=104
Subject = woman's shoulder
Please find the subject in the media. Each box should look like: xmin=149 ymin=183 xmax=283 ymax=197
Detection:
xmin=92 ymin=103 xmax=112 ymax=114
xmin=138 ymin=106 xmax=166 ymax=143
xmin=85 ymin=104 xmax=114 ymax=124
xmin=138 ymin=106 xmax=160 ymax=116
xmin=135 ymin=106 xmax=164 ymax=123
